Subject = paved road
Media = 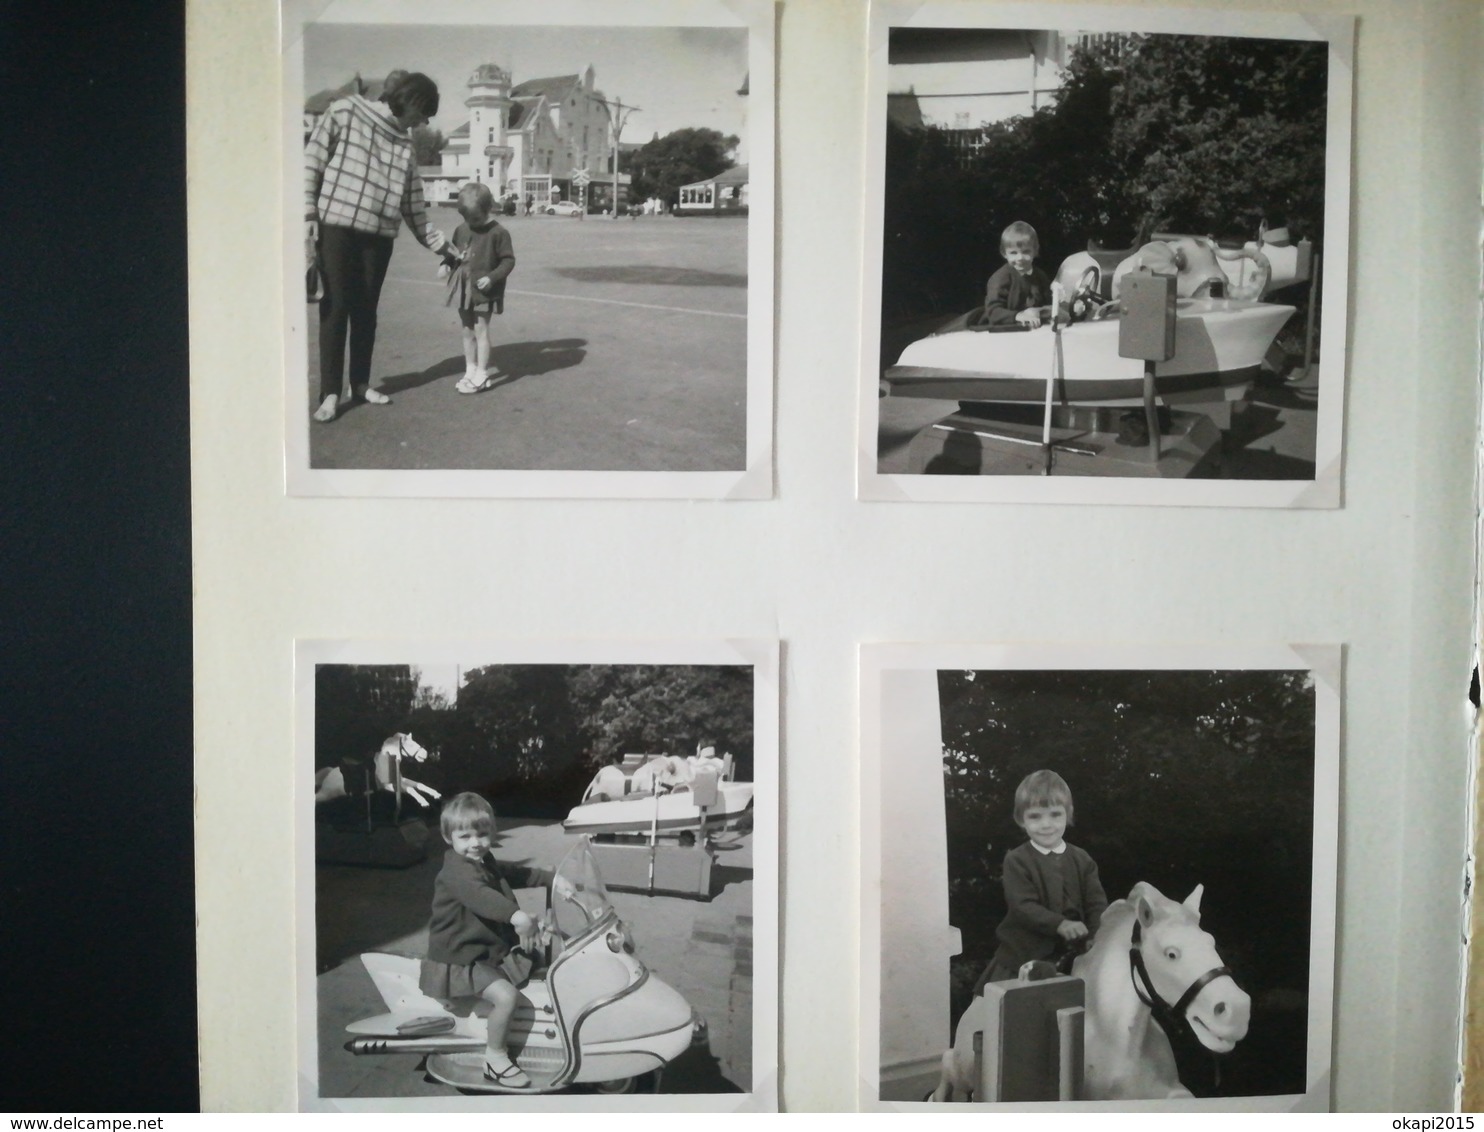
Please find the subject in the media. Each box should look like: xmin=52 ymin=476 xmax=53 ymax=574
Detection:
xmin=307 ymin=214 xmax=748 ymax=472
xmin=313 ymin=817 xmax=753 ymax=1099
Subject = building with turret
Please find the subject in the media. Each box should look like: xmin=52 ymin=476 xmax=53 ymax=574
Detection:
xmin=424 ymin=63 xmax=629 ymax=210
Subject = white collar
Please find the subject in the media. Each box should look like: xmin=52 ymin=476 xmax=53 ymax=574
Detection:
xmin=1031 ymin=840 xmax=1067 ymax=855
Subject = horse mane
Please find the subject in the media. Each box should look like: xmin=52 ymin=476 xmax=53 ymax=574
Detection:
xmin=1080 ymin=882 xmax=1196 ymax=969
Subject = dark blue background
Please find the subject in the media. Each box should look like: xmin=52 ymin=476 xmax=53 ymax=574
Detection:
xmin=0 ymin=0 xmax=196 ymax=1110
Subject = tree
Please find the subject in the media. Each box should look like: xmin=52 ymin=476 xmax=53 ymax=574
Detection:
xmin=937 ymin=667 xmax=1316 ymax=1097
xmin=1099 ymin=34 xmax=1328 ymax=244
xmin=880 ymin=33 xmax=1328 ymax=318
xmin=432 ymin=663 xmax=755 ymax=812
xmin=566 ymin=665 xmax=754 ymax=780
xmin=623 ymin=128 xmax=739 ymax=206
xmin=410 ymin=125 xmax=446 ymax=167
xmin=451 ymin=665 xmax=580 ymax=791
xmin=314 ymin=664 xmax=419 ymax=769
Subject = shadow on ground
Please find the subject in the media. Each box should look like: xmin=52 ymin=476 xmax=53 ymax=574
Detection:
xmin=553 ymin=265 xmax=746 ymax=288
xmin=661 ymin=1041 xmax=744 ymax=1093
xmin=378 ymin=339 xmax=589 ymax=397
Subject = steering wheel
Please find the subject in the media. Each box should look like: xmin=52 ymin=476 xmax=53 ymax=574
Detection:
xmin=1067 ymin=264 xmax=1114 ymax=323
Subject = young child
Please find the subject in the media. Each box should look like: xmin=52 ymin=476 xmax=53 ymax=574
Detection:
xmin=419 ymin=791 xmax=536 ymax=1088
xmin=980 ymin=220 xmax=1052 ymax=328
xmin=441 ymin=182 xmax=516 ymax=394
xmin=978 ymin=769 xmax=1108 ymax=989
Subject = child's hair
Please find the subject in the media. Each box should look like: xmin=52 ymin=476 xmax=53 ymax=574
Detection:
xmin=1012 ymin=769 xmax=1074 ymax=826
xmin=385 ymin=71 xmax=440 ymax=120
xmin=1000 ymin=221 xmax=1040 ymax=256
xmin=440 ymin=791 xmax=494 ymax=842
xmin=457 ymin=181 xmax=497 ymax=221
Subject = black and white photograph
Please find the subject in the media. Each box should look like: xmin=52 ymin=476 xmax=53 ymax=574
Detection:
xmin=859 ymin=4 xmax=1353 ymax=507
xmin=861 ymin=644 xmax=1339 ymax=1110
xmin=282 ymin=0 xmax=774 ymax=498
xmin=296 ymin=640 xmax=778 ymax=1110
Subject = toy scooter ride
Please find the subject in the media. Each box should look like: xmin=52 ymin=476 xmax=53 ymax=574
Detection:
xmin=343 ymin=838 xmax=700 ymax=1094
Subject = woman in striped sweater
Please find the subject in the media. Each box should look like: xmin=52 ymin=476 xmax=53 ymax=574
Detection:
xmin=305 ymin=72 xmax=449 ymax=422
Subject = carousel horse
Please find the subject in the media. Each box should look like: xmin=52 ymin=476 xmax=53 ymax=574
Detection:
xmin=932 ymin=881 xmax=1249 ymax=1102
xmin=1072 ymin=881 xmax=1250 ymax=1100
xmin=314 ymin=732 xmax=442 ymax=810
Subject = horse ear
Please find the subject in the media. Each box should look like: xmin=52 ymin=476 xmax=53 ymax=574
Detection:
xmin=1136 ymin=894 xmax=1154 ymax=928
xmin=1183 ymin=884 xmax=1205 ymax=916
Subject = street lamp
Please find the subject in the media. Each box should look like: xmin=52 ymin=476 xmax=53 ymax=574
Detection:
xmin=595 ymin=95 xmax=639 ymax=218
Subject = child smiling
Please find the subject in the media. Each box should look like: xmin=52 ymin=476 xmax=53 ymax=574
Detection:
xmin=419 ymin=792 xmax=535 ymax=1088
xmin=978 ymin=769 xmax=1108 ymax=987
xmin=980 ymin=220 xmax=1052 ymax=328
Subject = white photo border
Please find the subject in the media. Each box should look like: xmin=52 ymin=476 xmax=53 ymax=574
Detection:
xmin=858 ymin=3 xmax=1354 ymax=508
xmin=295 ymin=637 xmax=780 ymax=1111
xmin=282 ymin=0 xmax=776 ymax=499
xmin=858 ymin=641 xmax=1341 ymax=1111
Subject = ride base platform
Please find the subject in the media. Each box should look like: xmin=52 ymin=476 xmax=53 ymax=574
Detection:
xmin=907 ymin=402 xmax=1223 ymax=478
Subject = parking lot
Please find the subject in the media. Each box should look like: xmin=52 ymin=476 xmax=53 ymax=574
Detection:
xmin=307 ymin=214 xmax=748 ymax=472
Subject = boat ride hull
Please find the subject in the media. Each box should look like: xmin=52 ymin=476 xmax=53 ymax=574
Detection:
xmin=885 ymin=298 xmax=1294 ymax=408
xmin=563 ymin=782 xmax=755 ymax=837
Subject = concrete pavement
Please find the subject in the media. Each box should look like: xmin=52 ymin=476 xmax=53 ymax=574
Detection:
xmin=307 ymin=215 xmax=748 ymax=472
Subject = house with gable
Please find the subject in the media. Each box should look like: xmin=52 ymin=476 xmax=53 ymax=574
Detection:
xmin=302 ymin=72 xmax=397 ymax=141
xmin=424 ymin=63 xmax=630 ymax=210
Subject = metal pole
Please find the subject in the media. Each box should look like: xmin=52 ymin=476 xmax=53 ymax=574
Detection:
xmin=1042 ymin=282 xmax=1063 ymax=474
xmin=1302 ymin=251 xmax=1322 ymax=382
xmin=611 ymin=99 xmax=619 ymax=218
xmin=392 ymin=735 xmax=405 ymax=824
xmin=1144 ymin=360 xmax=1161 ymax=463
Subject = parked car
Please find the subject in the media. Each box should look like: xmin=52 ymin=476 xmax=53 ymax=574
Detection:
xmin=544 ymin=200 xmax=583 ymax=217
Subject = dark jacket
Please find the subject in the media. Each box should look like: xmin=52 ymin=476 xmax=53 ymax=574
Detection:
xmin=981 ymin=263 xmax=1051 ymax=326
xmin=424 ymin=850 xmax=522 ymax=967
xmin=991 ymin=840 xmax=1108 ymax=971
xmin=447 ymin=218 xmax=516 ymax=312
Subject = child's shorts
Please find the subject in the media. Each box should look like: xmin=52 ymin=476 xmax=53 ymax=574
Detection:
xmin=419 ymin=957 xmax=510 ymax=1000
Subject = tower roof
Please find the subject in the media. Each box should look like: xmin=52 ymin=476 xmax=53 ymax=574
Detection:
xmin=510 ymin=74 xmax=581 ymax=99
xmin=467 ymin=63 xmax=511 ymax=87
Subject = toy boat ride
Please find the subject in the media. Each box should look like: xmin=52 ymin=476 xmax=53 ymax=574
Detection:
xmin=563 ymin=752 xmax=754 ymax=838
xmin=884 ymin=232 xmax=1312 ymax=419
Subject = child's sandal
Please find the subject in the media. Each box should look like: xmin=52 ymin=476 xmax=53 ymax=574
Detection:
xmin=483 ymin=1053 xmax=531 ymax=1089
xmin=456 ymin=373 xmax=495 ymax=395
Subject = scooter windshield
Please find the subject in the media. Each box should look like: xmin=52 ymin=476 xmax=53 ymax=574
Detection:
xmin=551 ymin=839 xmax=616 ymax=941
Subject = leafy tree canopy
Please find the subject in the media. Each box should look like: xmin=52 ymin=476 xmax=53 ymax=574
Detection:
xmin=883 ymin=33 xmax=1327 ymax=316
xmin=623 ymin=128 xmax=739 ymax=206
xmin=937 ymin=667 xmax=1316 ymax=1098
xmin=567 ymin=664 xmax=754 ymax=780
xmin=314 ymin=664 xmax=419 ymax=769
xmin=410 ymin=126 xmax=446 ymax=167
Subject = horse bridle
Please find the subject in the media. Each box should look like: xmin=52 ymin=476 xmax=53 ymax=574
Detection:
xmin=1128 ymin=918 xmax=1233 ymax=1037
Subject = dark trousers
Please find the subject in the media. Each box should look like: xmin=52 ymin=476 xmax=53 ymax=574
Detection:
xmin=317 ymin=225 xmax=394 ymax=400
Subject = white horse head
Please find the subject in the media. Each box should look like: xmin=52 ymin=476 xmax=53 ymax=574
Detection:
xmin=1072 ymin=881 xmax=1250 ymax=1100
xmin=383 ymin=732 xmax=429 ymax=763
xmin=1124 ymin=881 xmax=1251 ymax=1054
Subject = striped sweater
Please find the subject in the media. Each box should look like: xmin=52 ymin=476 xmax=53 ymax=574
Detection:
xmin=305 ymin=94 xmax=437 ymax=244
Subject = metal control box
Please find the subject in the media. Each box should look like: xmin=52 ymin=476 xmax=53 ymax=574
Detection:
xmin=1118 ymin=270 xmax=1177 ymax=361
